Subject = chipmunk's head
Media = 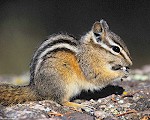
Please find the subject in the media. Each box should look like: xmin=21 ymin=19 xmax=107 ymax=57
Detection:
xmin=81 ymin=19 xmax=132 ymax=81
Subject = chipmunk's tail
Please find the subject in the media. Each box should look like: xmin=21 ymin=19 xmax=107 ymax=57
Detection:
xmin=0 ymin=84 xmax=38 ymax=106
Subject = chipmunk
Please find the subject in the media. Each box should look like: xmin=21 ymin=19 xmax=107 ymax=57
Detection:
xmin=0 ymin=20 xmax=132 ymax=112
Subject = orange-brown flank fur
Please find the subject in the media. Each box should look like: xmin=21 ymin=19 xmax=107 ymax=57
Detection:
xmin=52 ymin=51 xmax=86 ymax=83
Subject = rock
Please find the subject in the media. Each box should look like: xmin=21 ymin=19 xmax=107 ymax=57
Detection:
xmin=0 ymin=65 xmax=150 ymax=119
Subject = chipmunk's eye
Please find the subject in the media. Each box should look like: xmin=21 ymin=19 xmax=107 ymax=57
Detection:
xmin=112 ymin=46 xmax=120 ymax=53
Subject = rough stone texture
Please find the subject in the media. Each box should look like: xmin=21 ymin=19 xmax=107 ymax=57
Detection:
xmin=0 ymin=65 xmax=150 ymax=120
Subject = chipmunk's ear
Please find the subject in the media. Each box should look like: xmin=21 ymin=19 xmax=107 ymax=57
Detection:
xmin=92 ymin=19 xmax=109 ymax=41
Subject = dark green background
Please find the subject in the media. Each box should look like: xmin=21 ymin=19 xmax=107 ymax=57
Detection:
xmin=0 ymin=0 xmax=150 ymax=74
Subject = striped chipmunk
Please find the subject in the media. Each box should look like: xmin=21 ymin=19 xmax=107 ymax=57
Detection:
xmin=0 ymin=20 xmax=132 ymax=112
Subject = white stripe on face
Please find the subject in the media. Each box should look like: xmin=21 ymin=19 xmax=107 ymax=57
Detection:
xmin=93 ymin=33 xmax=132 ymax=65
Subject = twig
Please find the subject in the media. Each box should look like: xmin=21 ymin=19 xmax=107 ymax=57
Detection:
xmin=48 ymin=112 xmax=63 ymax=117
xmin=69 ymin=107 xmax=82 ymax=112
xmin=116 ymin=109 xmax=137 ymax=117
xmin=111 ymin=94 xmax=117 ymax=102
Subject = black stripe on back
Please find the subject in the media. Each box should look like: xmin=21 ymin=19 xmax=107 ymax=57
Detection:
xmin=42 ymin=47 xmax=76 ymax=60
xmin=30 ymin=39 xmax=77 ymax=82
xmin=36 ymin=39 xmax=77 ymax=60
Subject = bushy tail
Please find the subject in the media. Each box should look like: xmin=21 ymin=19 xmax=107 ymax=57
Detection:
xmin=0 ymin=84 xmax=38 ymax=106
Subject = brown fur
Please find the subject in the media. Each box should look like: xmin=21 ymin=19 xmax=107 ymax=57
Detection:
xmin=34 ymin=51 xmax=87 ymax=104
xmin=0 ymin=85 xmax=38 ymax=106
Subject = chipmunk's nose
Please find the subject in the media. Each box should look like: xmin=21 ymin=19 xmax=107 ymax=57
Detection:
xmin=121 ymin=66 xmax=130 ymax=73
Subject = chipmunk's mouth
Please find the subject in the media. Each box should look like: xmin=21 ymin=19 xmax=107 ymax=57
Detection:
xmin=112 ymin=64 xmax=129 ymax=73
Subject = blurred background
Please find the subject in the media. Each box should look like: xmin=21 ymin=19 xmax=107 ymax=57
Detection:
xmin=0 ymin=0 xmax=150 ymax=74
